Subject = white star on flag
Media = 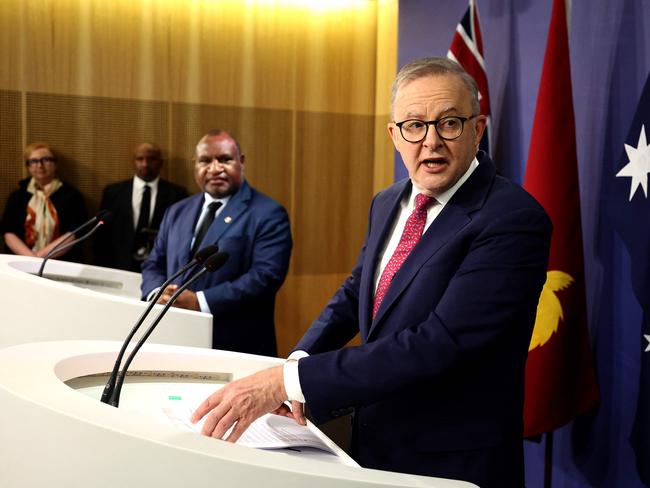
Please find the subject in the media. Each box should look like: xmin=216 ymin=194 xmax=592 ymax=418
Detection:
xmin=616 ymin=124 xmax=650 ymax=201
xmin=645 ymin=335 xmax=650 ymax=352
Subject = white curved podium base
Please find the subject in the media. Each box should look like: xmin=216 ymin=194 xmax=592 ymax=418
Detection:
xmin=0 ymin=341 xmax=476 ymax=488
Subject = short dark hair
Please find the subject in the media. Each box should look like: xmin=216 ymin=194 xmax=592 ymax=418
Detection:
xmin=133 ymin=142 xmax=163 ymax=161
xmin=196 ymin=129 xmax=243 ymax=158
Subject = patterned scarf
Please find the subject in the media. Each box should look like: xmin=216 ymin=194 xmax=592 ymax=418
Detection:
xmin=24 ymin=177 xmax=63 ymax=251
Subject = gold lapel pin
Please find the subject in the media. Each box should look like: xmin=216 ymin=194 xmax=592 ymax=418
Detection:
xmin=224 ymin=216 xmax=232 ymax=224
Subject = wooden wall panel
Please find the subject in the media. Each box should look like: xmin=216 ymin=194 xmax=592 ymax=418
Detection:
xmin=1 ymin=1 xmax=384 ymax=114
xmin=0 ymin=90 xmax=24 ymax=253
xmin=293 ymin=7 xmax=379 ymax=115
xmin=276 ymin=272 xmax=360 ymax=357
xmin=26 ymin=93 xmax=169 ymax=213
xmin=0 ymin=0 xmax=398 ymax=357
xmin=3 ymin=0 xmax=173 ymax=101
xmin=170 ymin=103 xmax=293 ymax=211
xmin=293 ymin=111 xmax=374 ymax=275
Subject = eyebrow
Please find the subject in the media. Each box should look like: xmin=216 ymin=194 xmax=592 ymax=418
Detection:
xmin=402 ymin=107 xmax=460 ymax=119
xmin=197 ymin=153 xmax=234 ymax=160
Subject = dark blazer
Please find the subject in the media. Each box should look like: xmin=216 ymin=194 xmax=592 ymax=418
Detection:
xmin=95 ymin=178 xmax=187 ymax=271
xmin=2 ymin=177 xmax=87 ymax=261
xmin=141 ymin=181 xmax=292 ymax=357
xmin=295 ymin=153 xmax=552 ymax=488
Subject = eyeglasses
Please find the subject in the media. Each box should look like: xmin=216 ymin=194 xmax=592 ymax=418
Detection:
xmin=395 ymin=115 xmax=479 ymax=143
xmin=27 ymin=156 xmax=56 ymax=166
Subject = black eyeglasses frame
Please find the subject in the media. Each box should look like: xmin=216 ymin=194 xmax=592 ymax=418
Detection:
xmin=394 ymin=114 xmax=479 ymax=143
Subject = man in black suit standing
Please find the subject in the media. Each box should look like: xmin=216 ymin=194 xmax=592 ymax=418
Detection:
xmin=95 ymin=142 xmax=187 ymax=272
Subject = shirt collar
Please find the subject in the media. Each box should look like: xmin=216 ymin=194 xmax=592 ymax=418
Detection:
xmin=133 ymin=175 xmax=159 ymax=191
xmin=202 ymin=192 xmax=231 ymax=209
xmin=410 ymin=156 xmax=479 ymax=207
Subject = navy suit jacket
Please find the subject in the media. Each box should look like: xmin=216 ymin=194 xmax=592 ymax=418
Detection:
xmin=95 ymin=178 xmax=187 ymax=271
xmin=295 ymin=153 xmax=552 ymax=487
xmin=141 ymin=181 xmax=292 ymax=357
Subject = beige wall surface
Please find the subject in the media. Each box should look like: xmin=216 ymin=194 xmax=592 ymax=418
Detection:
xmin=0 ymin=0 xmax=397 ymax=356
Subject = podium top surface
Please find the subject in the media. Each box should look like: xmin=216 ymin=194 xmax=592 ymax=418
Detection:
xmin=0 ymin=254 xmax=212 ymax=349
xmin=0 ymin=340 xmax=476 ymax=488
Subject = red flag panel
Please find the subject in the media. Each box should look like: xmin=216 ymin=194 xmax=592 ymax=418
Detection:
xmin=522 ymin=0 xmax=599 ymax=437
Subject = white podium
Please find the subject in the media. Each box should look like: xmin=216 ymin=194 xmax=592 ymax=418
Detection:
xmin=0 ymin=254 xmax=212 ymax=349
xmin=0 ymin=341 xmax=476 ymax=487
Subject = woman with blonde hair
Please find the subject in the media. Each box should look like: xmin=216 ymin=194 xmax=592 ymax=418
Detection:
xmin=2 ymin=142 xmax=87 ymax=260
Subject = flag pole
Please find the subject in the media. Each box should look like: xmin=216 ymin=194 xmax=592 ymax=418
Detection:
xmin=544 ymin=431 xmax=554 ymax=488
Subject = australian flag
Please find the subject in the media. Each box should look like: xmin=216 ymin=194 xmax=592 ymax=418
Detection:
xmin=447 ymin=0 xmax=492 ymax=155
xmin=610 ymin=72 xmax=650 ymax=485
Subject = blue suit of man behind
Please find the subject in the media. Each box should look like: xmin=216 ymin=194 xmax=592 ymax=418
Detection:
xmin=141 ymin=131 xmax=291 ymax=357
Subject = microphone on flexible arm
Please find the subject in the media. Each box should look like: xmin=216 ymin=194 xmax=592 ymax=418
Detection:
xmin=37 ymin=210 xmax=113 ymax=277
xmin=107 ymin=251 xmax=229 ymax=407
xmin=100 ymin=244 xmax=219 ymax=404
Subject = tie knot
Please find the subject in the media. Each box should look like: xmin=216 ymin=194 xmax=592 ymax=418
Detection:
xmin=414 ymin=193 xmax=435 ymax=212
xmin=143 ymin=184 xmax=150 ymax=194
xmin=207 ymin=201 xmax=221 ymax=214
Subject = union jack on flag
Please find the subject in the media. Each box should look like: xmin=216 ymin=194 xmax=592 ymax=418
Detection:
xmin=447 ymin=0 xmax=492 ymax=155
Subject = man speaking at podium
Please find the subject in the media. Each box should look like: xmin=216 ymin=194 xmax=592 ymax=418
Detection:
xmin=192 ymin=58 xmax=552 ymax=488
xmin=141 ymin=130 xmax=292 ymax=357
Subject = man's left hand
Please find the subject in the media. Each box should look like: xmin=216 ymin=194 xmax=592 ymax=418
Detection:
xmin=191 ymin=366 xmax=290 ymax=442
xmin=157 ymin=285 xmax=200 ymax=311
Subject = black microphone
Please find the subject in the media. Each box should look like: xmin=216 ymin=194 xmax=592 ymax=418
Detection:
xmin=72 ymin=210 xmax=113 ymax=237
xmin=37 ymin=211 xmax=113 ymax=277
xmin=100 ymin=244 xmax=219 ymax=404
xmin=108 ymin=251 xmax=229 ymax=407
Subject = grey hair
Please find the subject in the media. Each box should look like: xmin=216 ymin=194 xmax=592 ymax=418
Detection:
xmin=390 ymin=57 xmax=480 ymax=117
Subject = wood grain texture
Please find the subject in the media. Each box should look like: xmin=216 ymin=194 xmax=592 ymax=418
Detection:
xmin=0 ymin=0 xmax=397 ymax=355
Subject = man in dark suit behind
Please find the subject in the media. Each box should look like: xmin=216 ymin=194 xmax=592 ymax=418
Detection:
xmin=141 ymin=130 xmax=292 ymax=357
xmin=190 ymin=58 xmax=553 ymax=488
xmin=95 ymin=143 xmax=187 ymax=272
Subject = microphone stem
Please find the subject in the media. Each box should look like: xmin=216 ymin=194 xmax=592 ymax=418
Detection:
xmin=37 ymin=221 xmax=104 ymax=277
xmin=109 ymin=267 xmax=209 ymax=407
xmin=100 ymin=260 xmax=199 ymax=404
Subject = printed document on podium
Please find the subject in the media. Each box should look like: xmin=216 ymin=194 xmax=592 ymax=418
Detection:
xmin=164 ymin=404 xmax=341 ymax=456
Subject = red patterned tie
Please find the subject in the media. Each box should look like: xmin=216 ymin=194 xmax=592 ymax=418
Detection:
xmin=373 ymin=193 xmax=435 ymax=318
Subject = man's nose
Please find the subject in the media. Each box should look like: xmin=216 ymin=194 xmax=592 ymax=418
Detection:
xmin=207 ymin=159 xmax=225 ymax=170
xmin=422 ymin=124 xmax=442 ymax=147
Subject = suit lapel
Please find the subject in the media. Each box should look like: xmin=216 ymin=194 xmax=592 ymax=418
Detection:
xmin=152 ymin=180 xmax=169 ymax=228
xmin=368 ymin=154 xmax=496 ymax=339
xmin=358 ymin=180 xmax=411 ymax=339
xmin=121 ymin=181 xmax=135 ymax=235
xmin=179 ymin=195 xmax=204 ymax=269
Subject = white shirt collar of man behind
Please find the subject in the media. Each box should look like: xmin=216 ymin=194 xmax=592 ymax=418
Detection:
xmin=132 ymin=175 xmax=160 ymax=229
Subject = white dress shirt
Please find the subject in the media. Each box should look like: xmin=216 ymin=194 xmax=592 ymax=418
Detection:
xmin=132 ymin=175 xmax=159 ymax=230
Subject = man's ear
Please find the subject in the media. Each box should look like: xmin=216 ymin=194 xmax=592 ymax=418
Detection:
xmin=473 ymin=115 xmax=487 ymax=148
xmin=240 ymin=154 xmax=245 ymax=165
xmin=387 ymin=123 xmax=400 ymax=150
